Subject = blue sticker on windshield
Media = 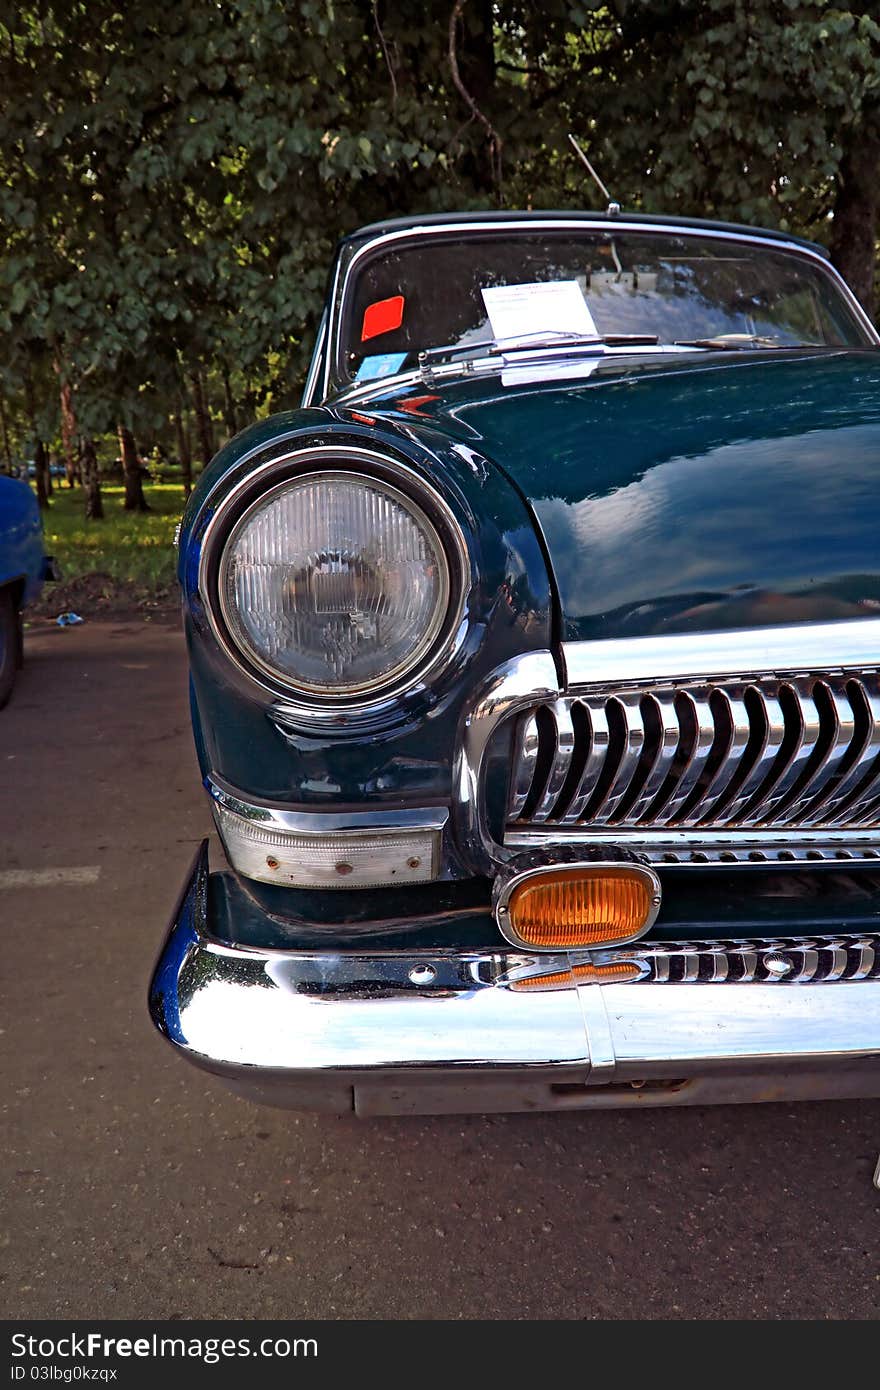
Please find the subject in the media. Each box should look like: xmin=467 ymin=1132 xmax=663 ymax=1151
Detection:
xmin=355 ymin=352 xmax=408 ymax=381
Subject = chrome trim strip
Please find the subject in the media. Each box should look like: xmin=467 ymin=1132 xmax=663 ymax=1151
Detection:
xmin=504 ymin=825 xmax=880 ymax=847
xmin=334 ymin=344 xmax=729 ymax=408
xmin=150 ymin=847 xmax=880 ymax=1114
xmin=207 ymin=775 xmax=449 ymax=835
xmin=454 ymin=651 xmax=561 ymax=873
xmin=503 ymin=825 xmax=880 ymax=864
xmin=300 ymin=307 xmax=328 ymax=407
xmin=577 ymin=987 xmax=616 ymax=1081
xmin=326 ymin=217 xmax=879 ymax=400
xmin=563 ymin=618 xmax=880 ymax=688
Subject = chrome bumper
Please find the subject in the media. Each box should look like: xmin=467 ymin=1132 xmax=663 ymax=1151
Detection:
xmin=149 ymin=842 xmax=880 ymax=1115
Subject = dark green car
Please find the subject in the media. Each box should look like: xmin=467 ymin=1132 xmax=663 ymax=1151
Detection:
xmin=151 ymin=211 xmax=880 ymax=1115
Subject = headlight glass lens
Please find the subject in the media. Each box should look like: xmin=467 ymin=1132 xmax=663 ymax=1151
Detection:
xmin=219 ymin=472 xmax=452 ymax=696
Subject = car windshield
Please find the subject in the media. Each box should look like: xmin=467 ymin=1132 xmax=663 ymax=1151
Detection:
xmin=336 ymin=227 xmax=872 ymax=385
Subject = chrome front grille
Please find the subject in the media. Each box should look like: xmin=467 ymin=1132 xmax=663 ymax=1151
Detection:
xmin=506 ymin=671 xmax=880 ymax=853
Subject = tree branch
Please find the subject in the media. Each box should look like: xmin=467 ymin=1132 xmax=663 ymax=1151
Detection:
xmin=372 ymin=0 xmax=398 ymax=107
xmin=447 ymin=0 xmax=502 ymax=191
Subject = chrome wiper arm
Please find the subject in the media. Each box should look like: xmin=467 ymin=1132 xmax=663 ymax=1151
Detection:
xmin=418 ymin=329 xmax=659 ymax=367
xmin=672 ymin=333 xmax=819 ymax=351
xmin=419 ymin=330 xmax=591 ymax=365
xmin=493 ymin=332 xmax=659 ymax=354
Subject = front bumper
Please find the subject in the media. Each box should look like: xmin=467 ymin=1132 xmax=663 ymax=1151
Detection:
xmin=149 ymin=842 xmax=880 ymax=1115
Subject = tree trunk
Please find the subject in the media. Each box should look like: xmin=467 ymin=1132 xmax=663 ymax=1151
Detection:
xmin=34 ymin=440 xmax=50 ymax=510
xmin=24 ymin=365 xmax=49 ymax=507
xmin=117 ymin=422 xmax=149 ymax=512
xmin=190 ymin=369 xmax=215 ymax=466
xmin=56 ymin=360 xmax=80 ymax=486
xmin=221 ymin=363 xmax=237 ymax=438
xmin=80 ymin=437 xmax=103 ymax=520
xmin=0 ymin=397 xmax=12 ymax=474
xmin=829 ymin=116 xmax=880 ymax=319
xmin=175 ymin=398 xmax=192 ymax=499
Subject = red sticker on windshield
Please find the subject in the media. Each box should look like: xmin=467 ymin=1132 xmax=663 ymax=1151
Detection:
xmin=361 ymin=295 xmax=404 ymax=341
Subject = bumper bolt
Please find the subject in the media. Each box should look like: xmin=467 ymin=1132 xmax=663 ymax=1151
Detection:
xmin=409 ymin=965 xmax=437 ymax=986
xmin=764 ymin=955 xmax=792 ymax=978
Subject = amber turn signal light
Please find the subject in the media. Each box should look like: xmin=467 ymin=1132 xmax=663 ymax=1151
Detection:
xmin=510 ymin=960 xmax=645 ymax=992
xmin=495 ymin=863 xmax=661 ymax=951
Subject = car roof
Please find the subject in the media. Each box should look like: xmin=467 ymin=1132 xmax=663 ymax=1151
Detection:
xmin=337 ymin=209 xmax=828 ymax=259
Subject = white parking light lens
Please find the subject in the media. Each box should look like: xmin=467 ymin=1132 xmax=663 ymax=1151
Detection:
xmin=214 ymin=803 xmax=440 ymax=888
xmin=219 ymin=472 xmax=451 ymax=697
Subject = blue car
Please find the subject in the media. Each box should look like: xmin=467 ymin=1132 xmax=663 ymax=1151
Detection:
xmin=0 ymin=473 xmax=56 ymax=706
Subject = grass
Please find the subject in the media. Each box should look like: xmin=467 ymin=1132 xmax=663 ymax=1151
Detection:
xmin=35 ymin=480 xmax=186 ymax=613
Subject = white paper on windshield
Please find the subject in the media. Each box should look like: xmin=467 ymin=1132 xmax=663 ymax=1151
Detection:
xmin=500 ymin=357 xmax=602 ymax=388
xmin=481 ymin=280 xmax=597 ymax=346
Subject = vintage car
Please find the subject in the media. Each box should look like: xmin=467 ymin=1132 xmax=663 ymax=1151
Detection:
xmin=151 ymin=210 xmax=880 ymax=1115
xmin=0 ymin=473 xmax=54 ymax=707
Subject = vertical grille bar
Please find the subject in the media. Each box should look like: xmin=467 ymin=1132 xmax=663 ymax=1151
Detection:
xmin=745 ymin=683 xmax=818 ymax=821
xmin=624 ymin=695 xmax=681 ymax=822
xmin=659 ymin=692 xmax=717 ymax=823
xmin=531 ymin=700 xmax=576 ymax=822
xmin=713 ymin=691 xmax=786 ymax=825
xmin=508 ymin=711 xmax=541 ymax=819
xmin=810 ymin=684 xmax=880 ymax=824
xmin=778 ymin=684 xmax=857 ymax=824
xmin=690 ymin=693 xmax=751 ymax=822
xmin=559 ymin=700 xmax=610 ymax=822
xmin=590 ymin=696 xmax=646 ymax=823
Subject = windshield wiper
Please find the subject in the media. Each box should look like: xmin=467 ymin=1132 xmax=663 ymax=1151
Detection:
xmin=498 ymin=332 xmax=659 ymax=353
xmin=672 ymin=333 xmax=820 ymax=350
xmin=418 ymin=330 xmax=659 ymax=367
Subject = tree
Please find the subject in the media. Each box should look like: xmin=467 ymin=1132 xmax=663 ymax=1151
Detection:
xmin=574 ymin=3 xmax=880 ymax=312
xmin=1 ymin=0 xmax=878 ymax=509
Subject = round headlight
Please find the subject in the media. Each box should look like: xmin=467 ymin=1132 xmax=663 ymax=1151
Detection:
xmin=218 ymin=470 xmax=457 ymax=699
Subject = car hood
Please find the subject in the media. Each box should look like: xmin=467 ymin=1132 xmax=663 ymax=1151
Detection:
xmin=346 ymin=349 xmax=880 ymax=641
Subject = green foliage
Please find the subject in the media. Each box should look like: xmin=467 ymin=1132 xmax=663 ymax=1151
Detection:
xmin=39 ymin=483 xmax=182 ymax=591
xmin=1 ymin=0 xmax=879 ymax=486
xmin=580 ymin=1 xmax=880 ymax=237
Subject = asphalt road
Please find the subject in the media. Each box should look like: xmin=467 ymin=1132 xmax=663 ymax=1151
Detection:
xmin=2 ymin=617 xmax=880 ymax=1321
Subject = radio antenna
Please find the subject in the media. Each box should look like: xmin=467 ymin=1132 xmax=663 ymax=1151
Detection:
xmin=567 ymin=133 xmax=620 ymax=216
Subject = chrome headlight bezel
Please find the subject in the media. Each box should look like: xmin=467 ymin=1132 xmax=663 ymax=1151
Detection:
xmin=198 ymin=445 xmax=470 ymax=710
